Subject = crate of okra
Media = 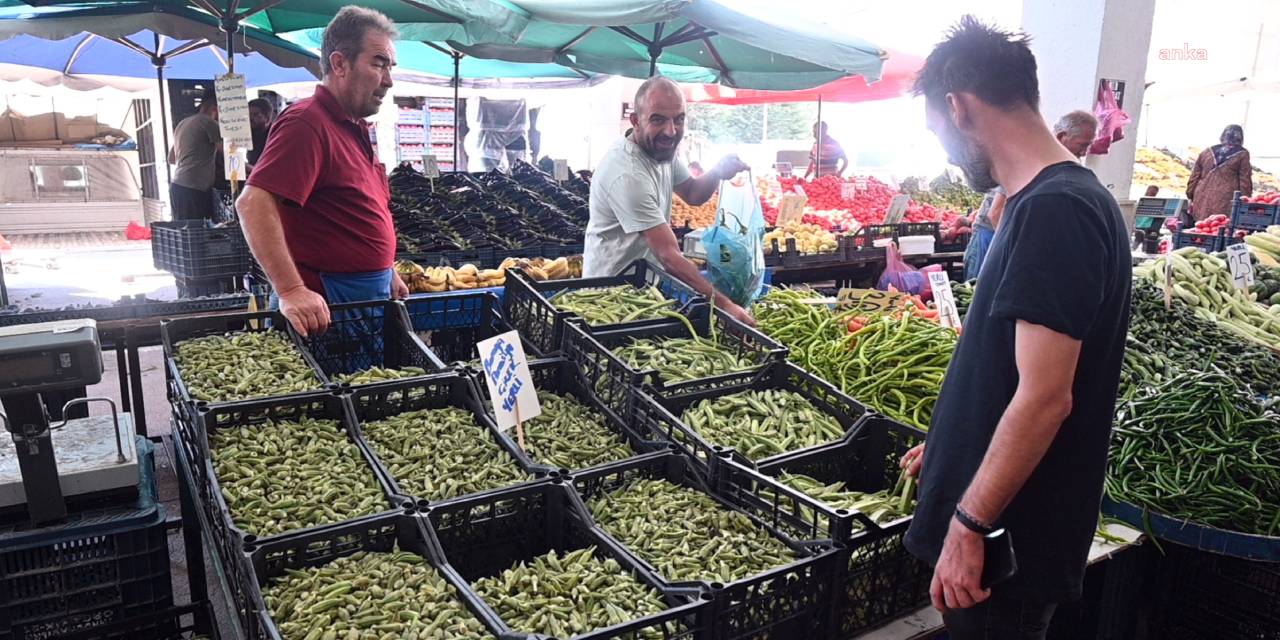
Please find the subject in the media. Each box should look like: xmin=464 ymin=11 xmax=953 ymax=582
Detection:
xmin=183 ymin=392 xmax=403 ymax=601
xmin=563 ymin=305 xmax=788 ymax=427
xmin=632 ymin=360 xmax=869 ymax=474
xmin=426 ymin=478 xmax=714 ymax=639
xmin=752 ymin=415 xmax=931 ymax=638
xmin=503 ymin=257 xmax=706 ymax=355
xmin=343 ymin=372 xmax=545 ymax=509
xmin=244 ymin=511 xmax=496 ymax=640
xmin=162 ymin=310 xmax=329 ymax=433
xmin=572 ymin=451 xmax=844 ymax=640
xmin=470 ymin=357 xmax=668 ymax=475
xmin=298 ymin=299 xmax=447 ymax=388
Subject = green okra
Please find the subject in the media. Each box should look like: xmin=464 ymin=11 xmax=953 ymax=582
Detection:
xmin=175 ymin=330 xmax=323 ymax=403
xmin=331 ymin=366 xmax=428 ymax=386
xmin=520 ymin=391 xmax=634 ymax=470
xmin=682 ymin=389 xmax=846 ymax=460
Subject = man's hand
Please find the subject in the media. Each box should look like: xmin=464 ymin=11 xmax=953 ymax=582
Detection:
xmin=720 ymin=299 xmax=756 ymax=327
xmin=713 ymin=154 xmax=750 ymax=180
xmin=901 ymin=443 xmax=926 ymax=478
xmin=931 ymin=517 xmax=990 ymax=612
xmin=391 ymin=271 xmax=410 ymax=300
xmin=278 ymin=285 xmax=330 ymax=337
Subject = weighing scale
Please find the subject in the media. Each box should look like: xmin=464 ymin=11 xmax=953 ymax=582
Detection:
xmin=0 ymin=319 xmax=137 ymax=524
xmin=1133 ymin=197 xmax=1186 ymax=254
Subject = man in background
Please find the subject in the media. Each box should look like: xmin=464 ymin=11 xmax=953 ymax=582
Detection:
xmin=1052 ymin=110 xmax=1098 ymax=160
xmin=804 ymin=121 xmax=848 ymax=179
xmin=247 ymin=98 xmax=274 ymax=168
xmin=168 ymin=84 xmax=220 ymax=220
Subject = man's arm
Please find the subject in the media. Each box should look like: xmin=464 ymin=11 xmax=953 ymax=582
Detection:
xmin=641 ymin=224 xmax=755 ymax=327
xmin=674 ymin=154 xmax=748 ymax=206
xmin=236 ymin=185 xmax=330 ymax=336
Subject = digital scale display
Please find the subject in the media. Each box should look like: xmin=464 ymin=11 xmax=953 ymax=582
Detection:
xmin=0 ymin=352 xmax=57 ymax=386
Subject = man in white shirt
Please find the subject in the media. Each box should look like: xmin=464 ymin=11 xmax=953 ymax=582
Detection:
xmin=585 ymin=76 xmax=754 ymax=325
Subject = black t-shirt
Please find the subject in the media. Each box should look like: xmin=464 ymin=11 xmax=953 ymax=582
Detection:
xmin=903 ymin=162 xmax=1132 ymax=602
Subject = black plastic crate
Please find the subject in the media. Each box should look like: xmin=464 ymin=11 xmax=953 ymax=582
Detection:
xmin=473 ymin=358 xmax=666 ymax=475
xmin=571 ymin=452 xmax=842 ymax=640
xmin=425 ymin=479 xmax=713 ymax=639
xmin=56 ymin=602 xmax=218 ymax=640
xmin=765 ymin=234 xmax=856 ymax=268
xmin=561 ymin=307 xmax=788 ymax=429
xmin=174 ymin=275 xmax=243 ymax=299
xmin=397 ymin=247 xmax=494 ymax=269
xmin=0 ymin=441 xmax=172 ymax=640
xmin=342 ymin=373 xmax=543 ymax=507
xmin=898 ymin=222 xmax=940 ymax=239
xmin=540 ymin=241 xmax=585 ymax=259
xmin=243 ymin=512 xmax=495 ymax=640
xmin=161 ymin=310 xmax=328 ymax=433
xmin=1173 ymin=228 xmax=1227 ymax=252
xmin=1230 ymin=193 xmax=1279 ymax=232
xmin=1148 ymin=542 xmax=1280 ymax=640
xmin=403 ymin=291 xmax=543 ymax=367
xmin=491 ymin=244 xmax=542 ymax=267
xmin=631 ymin=361 xmax=868 ymax=473
xmin=211 ymin=188 xmax=236 ymax=224
xmin=937 ymin=231 xmax=972 ymax=254
xmin=297 ymin=299 xmax=446 ymax=386
xmin=0 ymin=301 xmax=141 ymax=329
xmin=183 ymin=391 xmax=403 ymax=600
xmin=858 ymin=224 xmax=899 ymax=249
xmin=151 ymin=220 xmax=250 ymax=279
xmin=755 ymin=416 xmax=930 ymax=638
xmin=502 ymin=258 xmax=705 ymax=355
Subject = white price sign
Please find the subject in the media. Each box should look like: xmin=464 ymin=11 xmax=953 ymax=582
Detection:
xmin=553 ymin=159 xmax=569 ymax=182
xmin=840 ymin=182 xmax=857 ymax=201
xmin=222 ymin=141 xmax=248 ymax=181
xmin=422 ymin=154 xmax=440 ymax=178
xmin=928 ymin=271 xmax=962 ymax=330
xmin=213 ymin=73 xmax=252 ymax=148
xmin=477 ymin=330 xmax=541 ymax=435
xmin=884 ymin=194 xmax=910 ymax=225
xmin=1226 ymin=243 xmax=1255 ymax=289
xmin=776 ymin=193 xmax=808 ymax=226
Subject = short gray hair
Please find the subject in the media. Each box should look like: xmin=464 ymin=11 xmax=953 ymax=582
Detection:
xmin=1053 ymin=110 xmax=1098 ymax=137
xmin=634 ymin=75 xmax=682 ymax=114
xmin=320 ymin=6 xmax=398 ymax=76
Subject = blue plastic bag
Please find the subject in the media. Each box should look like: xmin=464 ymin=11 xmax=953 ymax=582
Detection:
xmin=703 ymin=174 xmax=767 ymax=307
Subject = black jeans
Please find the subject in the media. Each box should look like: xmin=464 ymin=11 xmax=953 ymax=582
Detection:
xmin=169 ymin=183 xmax=214 ymax=221
xmin=942 ymin=590 xmax=1058 ymax=640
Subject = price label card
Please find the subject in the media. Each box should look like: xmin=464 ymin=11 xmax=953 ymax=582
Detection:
xmin=777 ymin=193 xmax=808 ymax=226
xmin=214 ymin=73 xmax=253 ymax=148
xmin=554 ymin=159 xmax=569 ymax=181
xmin=223 ymin=141 xmax=248 ymax=181
xmin=836 ymin=287 xmax=905 ymax=313
xmin=884 ymin=194 xmax=910 ymax=225
xmin=774 ymin=161 xmax=793 ymax=176
xmin=477 ymin=331 xmax=540 ymax=432
xmin=840 ymin=182 xmax=857 ymax=201
xmin=423 ymin=154 xmax=440 ymax=178
xmin=1226 ymin=243 xmax=1255 ymax=289
xmin=927 ymin=271 xmax=962 ymax=329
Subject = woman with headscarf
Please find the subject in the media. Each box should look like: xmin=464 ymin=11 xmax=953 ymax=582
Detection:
xmin=1186 ymin=125 xmax=1252 ymax=221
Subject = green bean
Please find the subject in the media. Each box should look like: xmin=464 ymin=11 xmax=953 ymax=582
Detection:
xmin=264 ymin=550 xmax=493 ymax=639
xmin=773 ymin=471 xmax=916 ymax=531
xmin=361 ymin=407 xmax=531 ymax=502
xmin=175 ymin=330 xmax=323 ymax=403
xmin=682 ymin=389 xmax=846 ymax=460
xmin=587 ymin=478 xmax=796 ymax=583
xmin=551 ymin=285 xmax=675 ymax=325
xmin=521 ymin=392 xmax=634 ymax=470
xmin=611 ymin=336 xmax=755 ymax=385
xmin=472 ymin=547 xmax=671 ymax=639
xmin=211 ymin=418 xmax=387 ymax=537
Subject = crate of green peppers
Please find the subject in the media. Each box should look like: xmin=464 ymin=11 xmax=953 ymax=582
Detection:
xmin=503 ymin=257 xmax=706 ymax=354
xmin=562 ymin=306 xmax=788 ymax=429
xmin=162 ymin=310 xmax=329 ymax=433
xmin=753 ymin=416 xmax=931 ymax=638
xmin=425 ymin=479 xmax=713 ymax=639
xmin=471 ymin=358 xmax=663 ymax=475
xmin=573 ymin=451 xmax=843 ymax=640
xmin=299 ymin=299 xmax=447 ymax=388
xmin=181 ymin=390 xmax=402 ymax=629
xmin=632 ymin=360 xmax=868 ymax=473
xmin=244 ymin=511 xmax=497 ymax=640
xmin=344 ymin=372 xmax=543 ymax=508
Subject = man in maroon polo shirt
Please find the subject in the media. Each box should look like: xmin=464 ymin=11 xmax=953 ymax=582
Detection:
xmin=236 ymin=6 xmax=404 ymax=336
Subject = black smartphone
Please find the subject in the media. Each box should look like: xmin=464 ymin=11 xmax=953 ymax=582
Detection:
xmin=981 ymin=528 xmax=1017 ymax=588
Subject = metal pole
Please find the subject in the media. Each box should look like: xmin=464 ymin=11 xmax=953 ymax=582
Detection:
xmin=453 ymin=52 xmax=460 ymax=171
xmin=155 ymin=57 xmax=173 ymax=184
xmin=815 ymin=95 xmax=822 ymax=177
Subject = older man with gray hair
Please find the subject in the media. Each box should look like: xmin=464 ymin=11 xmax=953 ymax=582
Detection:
xmin=1052 ymin=110 xmax=1098 ymax=159
xmin=238 ymin=6 xmax=402 ymax=337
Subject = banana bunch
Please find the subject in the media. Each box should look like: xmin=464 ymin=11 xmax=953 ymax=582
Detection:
xmin=396 ymin=255 xmax=582 ymax=294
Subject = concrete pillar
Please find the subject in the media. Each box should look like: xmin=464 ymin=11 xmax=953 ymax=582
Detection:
xmin=1022 ymin=0 xmax=1157 ymax=207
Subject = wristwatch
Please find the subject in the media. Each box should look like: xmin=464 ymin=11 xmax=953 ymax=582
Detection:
xmin=954 ymin=504 xmax=997 ymax=536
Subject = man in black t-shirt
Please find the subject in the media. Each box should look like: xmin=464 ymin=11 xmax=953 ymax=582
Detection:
xmin=900 ymin=17 xmax=1132 ymax=638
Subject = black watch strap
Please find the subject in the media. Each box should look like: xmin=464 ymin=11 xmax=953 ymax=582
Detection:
xmin=955 ymin=505 xmax=996 ymax=535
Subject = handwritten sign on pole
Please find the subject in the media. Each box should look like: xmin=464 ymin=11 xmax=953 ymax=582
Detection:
xmin=777 ymin=194 xmax=808 ymax=226
xmin=883 ymin=194 xmax=910 ymax=225
xmin=553 ymin=159 xmax=569 ymax=182
xmin=927 ymin=271 xmax=962 ymax=330
xmin=1226 ymin=243 xmax=1255 ymax=290
xmin=223 ymin=140 xmax=248 ymax=181
xmin=422 ymin=154 xmax=440 ymax=178
xmin=214 ymin=73 xmax=252 ymax=148
xmin=477 ymin=330 xmax=541 ymax=433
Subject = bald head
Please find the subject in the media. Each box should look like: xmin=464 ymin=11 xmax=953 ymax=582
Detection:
xmin=630 ymin=75 xmax=685 ymax=161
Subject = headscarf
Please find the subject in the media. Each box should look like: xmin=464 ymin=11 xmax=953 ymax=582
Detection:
xmin=1212 ymin=124 xmax=1245 ymax=165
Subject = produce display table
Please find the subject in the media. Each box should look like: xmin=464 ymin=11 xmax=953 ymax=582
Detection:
xmin=861 ymin=524 xmax=1144 ymax=640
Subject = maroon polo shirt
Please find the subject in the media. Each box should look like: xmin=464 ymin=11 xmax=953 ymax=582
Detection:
xmin=247 ymin=85 xmax=394 ymax=295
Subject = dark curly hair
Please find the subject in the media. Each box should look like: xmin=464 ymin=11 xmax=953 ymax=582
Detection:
xmin=913 ymin=16 xmax=1039 ymax=112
